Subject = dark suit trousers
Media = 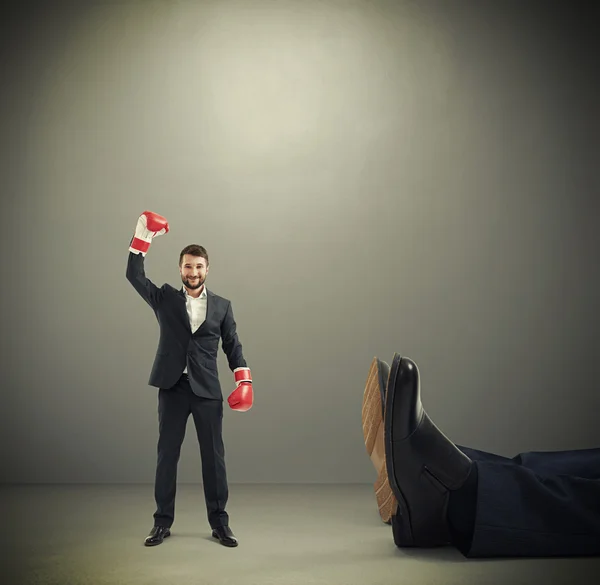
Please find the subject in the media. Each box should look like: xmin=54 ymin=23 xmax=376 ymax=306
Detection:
xmin=450 ymin=446 xmax=600 ymax=558
xmin=153 ymin=374 xmax=229 ymax=529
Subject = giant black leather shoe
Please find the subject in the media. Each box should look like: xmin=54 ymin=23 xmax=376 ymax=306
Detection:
xmin=212 ymin=525 xmax=238 ymax=547
xmin=384 ymin=354 xmax=473 ymax=547
xmin=144 ymin=525 xmax=171 ymax=546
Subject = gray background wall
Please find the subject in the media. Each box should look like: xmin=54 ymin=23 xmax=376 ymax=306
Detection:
xmin=1 ymin=0 xmax=598 ymax=484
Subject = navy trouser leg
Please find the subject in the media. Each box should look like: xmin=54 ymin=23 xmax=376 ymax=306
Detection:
xmin=451 ymin=448 xmax=600 ymax=558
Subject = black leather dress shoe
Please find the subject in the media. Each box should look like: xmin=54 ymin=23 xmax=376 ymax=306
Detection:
xmin=211 ymin=525 xmax=238 ymax=547
xmin=144 ymin=525 xmax=171 ymax=546
xmin=384 ymin=354 xmax=473 ymax=547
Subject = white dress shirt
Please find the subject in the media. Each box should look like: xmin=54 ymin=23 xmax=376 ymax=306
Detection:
xmin=182 ymin=285 xmax=207 ymax=374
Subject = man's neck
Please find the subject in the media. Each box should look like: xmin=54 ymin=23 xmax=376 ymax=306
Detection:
xmin=185 ymin=285 xmax=204 ymax=299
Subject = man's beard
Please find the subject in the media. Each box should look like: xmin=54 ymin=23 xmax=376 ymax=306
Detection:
xmin=182 ymin=276 xmax=204 ymax=289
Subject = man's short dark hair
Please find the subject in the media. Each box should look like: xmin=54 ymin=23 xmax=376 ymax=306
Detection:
xmin=179 ymin=244 xmax=209 ymax=266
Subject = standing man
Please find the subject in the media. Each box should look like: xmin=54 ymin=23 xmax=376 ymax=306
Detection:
xmin=126 ymin=210 xmax=253 ymax=548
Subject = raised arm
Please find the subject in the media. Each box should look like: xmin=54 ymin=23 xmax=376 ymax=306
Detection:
xmin=125 ymin=210 xmax=169 ymax=310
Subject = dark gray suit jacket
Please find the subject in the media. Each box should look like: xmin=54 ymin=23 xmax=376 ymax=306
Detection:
xmin=126 ymin=251 xmax=247 ymax=400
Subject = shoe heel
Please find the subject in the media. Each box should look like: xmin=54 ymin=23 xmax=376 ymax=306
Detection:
xmin=374 ymin=462 xmax=396 ymax=524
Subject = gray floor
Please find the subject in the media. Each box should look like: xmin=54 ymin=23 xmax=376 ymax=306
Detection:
xmin=3 ymin=484 xmax=597 ymax=585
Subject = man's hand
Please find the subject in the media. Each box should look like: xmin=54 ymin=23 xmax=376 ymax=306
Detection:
xmin=129 ymin=211 xmax=169 ymax=256
xmin=228 ymin=367 xmax=253 ymax=412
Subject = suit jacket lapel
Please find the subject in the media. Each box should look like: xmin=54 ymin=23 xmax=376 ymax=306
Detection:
xmin=177 ymin=288 xmax=192 ymax=333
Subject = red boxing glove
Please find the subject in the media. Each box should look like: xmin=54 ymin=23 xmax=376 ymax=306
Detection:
xmin=129 ymin=211 xmax=169 ymax=256
xmin=228 ymin=367 xmax=253 ymax=412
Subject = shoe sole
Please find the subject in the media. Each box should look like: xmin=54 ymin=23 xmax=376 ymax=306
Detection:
xmin=384 ymin=354 xmax=416 ymax=545
xmin=362 ymin=357 xmax=396 ymax=524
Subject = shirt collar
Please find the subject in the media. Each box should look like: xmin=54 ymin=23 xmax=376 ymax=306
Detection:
xmin=182 ymin=285 xmax=206 ymax=299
